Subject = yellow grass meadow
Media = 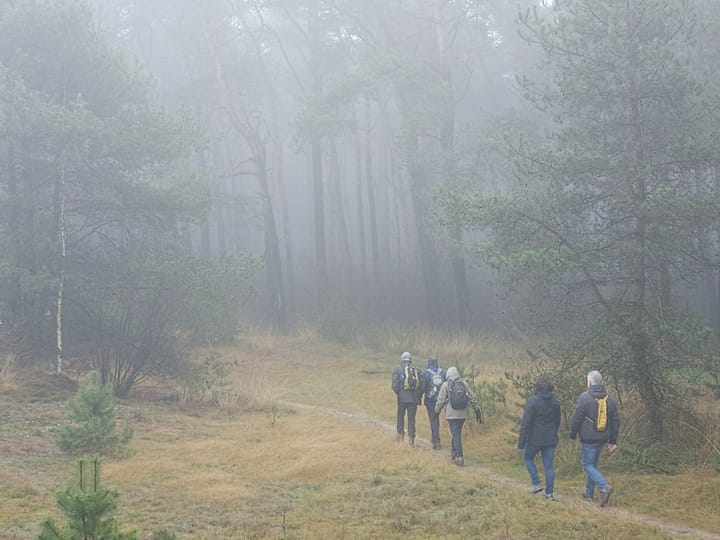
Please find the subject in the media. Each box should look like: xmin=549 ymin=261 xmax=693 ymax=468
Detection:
xmin=0 ymin=331 xmax=718 ymax=539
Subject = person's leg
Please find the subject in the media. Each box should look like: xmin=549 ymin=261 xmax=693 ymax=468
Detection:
xmin=426 ymin=403 xmax=440 ymax=447
xmin=448 ymin=419 xmax=463 ymax=460
xmin=396 ymin=401 xmax=406 ymax=438
xmin=523 ymin=444 xmax=541 ymax=488
xmin=581 ymin=443 xmax=608 ymax=497
xmin=541 ymin=445 xmax=557 ymax=495
xmin=407 ymin=403 xmax=418 ymax=441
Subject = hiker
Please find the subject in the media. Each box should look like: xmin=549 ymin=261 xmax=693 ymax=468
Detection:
xmin=434 ymin=366 xmax=482 ymax=466
xmin=569 ymin=370 xmax=620 ymax=507
xmin=421 ymin=355 xmax=446 ymax=450
xmin=391 ymin=351 xmax=424 ymax=446
xmin=518 ymin=374 xmax=561 ymax=500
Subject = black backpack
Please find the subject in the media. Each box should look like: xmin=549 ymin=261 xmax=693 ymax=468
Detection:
xmin=449 ymin=379 xmax=469 ymax=409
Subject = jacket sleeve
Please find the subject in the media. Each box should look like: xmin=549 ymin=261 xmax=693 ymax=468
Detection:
xmin=391 ymin=368 xmax=401 ymax=394
xmin=518 ymin=399 xmax=534 ymax=449
xmin=553 ymin=399 xmax=561 ymax=431
xmin=569 ymin=394 xmax=586 ymax=440
xmin=434 ymin=382 xmax=448 ymax=414
xmin=608 ymin=396 xmax=620 ymax=444
xmin=465 ymin=381 xmax=480 ymax=411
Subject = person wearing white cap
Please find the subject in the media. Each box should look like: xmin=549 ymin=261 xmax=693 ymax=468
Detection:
xmin=391 ymin=351 xmax=424 ymax=445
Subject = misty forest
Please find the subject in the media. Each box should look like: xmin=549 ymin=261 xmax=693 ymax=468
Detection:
xmin=1 ymin=0 xmax=720 ymax=538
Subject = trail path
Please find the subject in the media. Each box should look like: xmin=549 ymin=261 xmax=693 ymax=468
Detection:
xmin=285 ymin=401 xmax=720 ymax=540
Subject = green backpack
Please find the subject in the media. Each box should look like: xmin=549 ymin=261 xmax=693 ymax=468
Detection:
xmin=403 ymin=364 xmax=420 ymax=390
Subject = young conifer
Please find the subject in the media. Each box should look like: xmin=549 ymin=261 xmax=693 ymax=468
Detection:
xmin=56 ymin=372 xmax=132 ymax=457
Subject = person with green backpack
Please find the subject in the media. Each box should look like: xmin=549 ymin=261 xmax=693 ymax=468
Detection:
xmin=391 ymin=352 xmax=424 ymax=446
xmin=435 ymin=366 xmax=482 ymax=466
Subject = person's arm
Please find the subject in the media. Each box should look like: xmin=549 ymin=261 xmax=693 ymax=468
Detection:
xmin=569 ymin=394 xmax=585 ymax=440
xmin=518 ymin=399 xmax=534 ymax=449
xmin=465 ymin=382 xmax=483 ymax=422
xmin=608 ymin=396 xmax=620 ymax=445
xmin=434 ymin=382 xmax=448 ymax=414
xmin=391 ymin=368 xmax=401 ymax=394
xmin=553 ymin=400 xmax=561 ymax=431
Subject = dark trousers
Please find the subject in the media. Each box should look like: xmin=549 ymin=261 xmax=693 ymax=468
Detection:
xmin=425 ymin=401 xmax=441 ymax=445
xmin=448 ymin=418 xmax=466 ymax=458
xmin=396 ymin=401 xmax=418 ymax=438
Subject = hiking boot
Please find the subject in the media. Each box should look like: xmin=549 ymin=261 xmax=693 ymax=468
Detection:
xmin=528 ymin=484 xmax=543 ymax=494
xmin=599 ymin=486 xmax=613 ymax=507
xmin=544 ymin=493 xmax=555 ymax=501
xmin=409 ymin=437 xmax=415 ymax=447
xmin=432 ymin=442 xmax=441 ymax=450
xmin=395 ymin=432 xmax=404 ymax=442
xmin=582 ymin=493 xmax=593 ymax=501
xmin=454 ymin=456 xmax=464 ymax=466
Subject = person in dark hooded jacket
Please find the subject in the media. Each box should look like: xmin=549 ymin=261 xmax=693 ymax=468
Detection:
xmin=421 ymin=355 xmax=446 ymax=450
xmin=518 ymin=374 xmax=561 ymax=499
xmin=569 ymin=370 xmax=620 ymax=507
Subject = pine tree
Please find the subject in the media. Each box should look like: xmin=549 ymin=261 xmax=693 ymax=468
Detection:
xmin=56 ymin=372 xmax=132 ymax=458
xmin=39 ymin=461 xmax=137 ymax=540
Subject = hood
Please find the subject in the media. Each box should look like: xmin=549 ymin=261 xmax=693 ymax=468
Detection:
xmin=446 ymin=367 xmax=460 ymax=381
xmin=588 ymin=384 xmax=607 ymax=399
xmin=401 ymin=351 xmax=412 ymax=363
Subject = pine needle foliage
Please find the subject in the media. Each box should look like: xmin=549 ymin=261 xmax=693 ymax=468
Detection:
xmin=56 ymin=372 xmax=132 ymax=458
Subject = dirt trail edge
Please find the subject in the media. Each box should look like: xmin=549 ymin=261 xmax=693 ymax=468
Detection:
xmin=283 ymin=401 xmax=720 ymax=540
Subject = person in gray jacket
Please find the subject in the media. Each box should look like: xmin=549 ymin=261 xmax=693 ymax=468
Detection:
xmin=391 ymin=352 xmax=424 ymax=445
xmin=569 ymin=370 xmax=620 ymax=507
xmin=434 ymin=366 xmax=482 ymax=466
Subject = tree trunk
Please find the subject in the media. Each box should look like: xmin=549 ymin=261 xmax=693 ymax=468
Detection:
xmin=364 ymin=97 xmax=380 ymax=287
xmin=311 ymin=136 xmax=328 ymax=312
xmin=270 ymin=96 xmax=295 ymax=320
xmin=434 ymin=0 xmax=470 ymax=328
xmin=329 ymin=140 xmax=354 ymax=298
xmin=55 ymin=164 xmax=66 ymax=375
xmin=212 ymin=136 xmax=228 ymax=257
xmin=6 ymin=144 xmax=21 ymax=321
xmin=354 ymin=122 xmax=367 ymax=280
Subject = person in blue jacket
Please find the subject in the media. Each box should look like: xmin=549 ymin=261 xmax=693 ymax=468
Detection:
xmin=420 ymin=356 xmax=446 ymax=450
xmin=518 ymin=374 xmax=561 ymax=500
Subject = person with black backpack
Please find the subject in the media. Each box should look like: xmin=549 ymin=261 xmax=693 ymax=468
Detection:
xmin=421 ymin=356 xmax=446 ymax=450
xmin=434 ymin=366 xmax=482 ymax=466
xmin=391 ymin=352 xmax=424 ymax=446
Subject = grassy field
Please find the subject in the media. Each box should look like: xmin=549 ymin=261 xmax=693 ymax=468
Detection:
xmin=0 ymin=330 xmax=719 ymax=539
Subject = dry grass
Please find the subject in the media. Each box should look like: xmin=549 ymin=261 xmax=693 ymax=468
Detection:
xmin=0 ymin=331 xmax=719 ymax=539
xmin=0 ymin=352 xmax=20 ymax=392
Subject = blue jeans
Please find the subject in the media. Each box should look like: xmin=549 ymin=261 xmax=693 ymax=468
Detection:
xmin=448 ymin=419 xmax=465 ymax=458
xmin=524 ymin=444 xmax=556 ymax=495
xmin=425 ymin=402 xmax=441 ymax=445
xmin=581 ymin=442 xmax=610 ymax=498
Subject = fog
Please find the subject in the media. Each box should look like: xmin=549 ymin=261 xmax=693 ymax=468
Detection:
xmin=1 ymin=0 xmax=720 ymax=393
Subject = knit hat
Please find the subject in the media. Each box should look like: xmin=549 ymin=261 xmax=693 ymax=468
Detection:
xmin=401 ymin=351 xmax=412 ymax=362
xmin=446 ymin=366 xmax=460 ymax=380
xmin=427 ymin=355 xmax=438 ymax=368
